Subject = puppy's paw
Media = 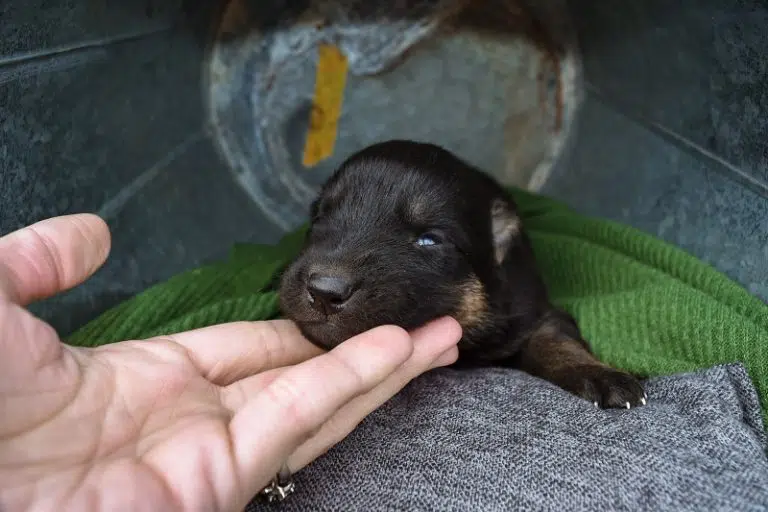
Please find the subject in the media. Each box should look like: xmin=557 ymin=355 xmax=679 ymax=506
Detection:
xmin=552 ymin=365 xmax=647 ymax=409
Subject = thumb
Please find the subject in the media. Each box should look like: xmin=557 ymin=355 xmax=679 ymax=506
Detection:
xmin=0 ymin=214 xmax=111 ymax=305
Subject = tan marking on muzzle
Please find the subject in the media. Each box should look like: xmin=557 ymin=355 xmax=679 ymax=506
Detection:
xmin=454 ymin=275 xmax=490 ymax=329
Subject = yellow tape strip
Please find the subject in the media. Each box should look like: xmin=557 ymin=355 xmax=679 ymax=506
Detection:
xmin=302 ymin=44 xmax=349 ymax=168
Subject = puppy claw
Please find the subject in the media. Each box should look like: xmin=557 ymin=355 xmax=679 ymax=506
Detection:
xmin=552 ymin=366 xmax=647 ymax=410
xmin=640 ymin=396 xmax=647 ymax=406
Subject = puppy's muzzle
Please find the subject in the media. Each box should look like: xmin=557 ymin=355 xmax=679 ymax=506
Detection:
xmin=306 ymin=271 xmax=357 ymax=315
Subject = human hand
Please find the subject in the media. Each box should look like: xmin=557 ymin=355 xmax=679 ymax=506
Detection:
xmin=0 ymin=214 xmax=462 ymax=512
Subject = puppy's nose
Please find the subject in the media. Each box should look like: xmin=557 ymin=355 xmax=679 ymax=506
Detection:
xmin=306 ymin=273 xmax=356 ymax=314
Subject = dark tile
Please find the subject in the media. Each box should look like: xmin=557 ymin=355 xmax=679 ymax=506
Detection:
xmin=566 ymin=0 xmax=768 ymax=188
xmin=29 ymin=136 xmax=285 ymax=337
xmin=543 ymin=95 xmax=768 ymax=302
xmin=0 ymin=0 xmax=182 ymax=58
xmin=0 ymin=29 xmax=206 ymax=236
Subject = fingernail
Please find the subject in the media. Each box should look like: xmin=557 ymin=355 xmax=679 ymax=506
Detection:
xmin=430 ymin=347 xmax=459 ymax=369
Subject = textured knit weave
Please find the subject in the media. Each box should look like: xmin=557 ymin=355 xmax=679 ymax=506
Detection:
xmin=65 ymin=187 xmax=768 ymax=425
xmin=244 ymin=363 xmax=768 ymax=511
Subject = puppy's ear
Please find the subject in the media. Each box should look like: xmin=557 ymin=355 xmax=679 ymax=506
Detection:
xmin=490 ymin=197 xmax=520 ymax=265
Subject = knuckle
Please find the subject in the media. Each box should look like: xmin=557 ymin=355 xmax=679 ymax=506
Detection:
xmin=326 ymin=350 xmax=366 ymax=390
xmin=1 ymin=228 xmax=61 ymax=300
xmin=24 ymin=226 xmax=66 ymax=289
xmin=243 ymin=321 xmax=284 ymax=371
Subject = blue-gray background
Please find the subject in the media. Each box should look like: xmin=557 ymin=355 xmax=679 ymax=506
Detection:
xmin=1 ymin=0 xmax=766 ymax=337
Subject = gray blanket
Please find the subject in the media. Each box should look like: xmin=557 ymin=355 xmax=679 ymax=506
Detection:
xmin=247 ymin=364 xmax=768 ymax=511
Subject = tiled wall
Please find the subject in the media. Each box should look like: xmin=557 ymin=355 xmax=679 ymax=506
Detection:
xmin=543 ymin=0 xmax=768 ymax=301
xmin=0 ymin=2 xmax=284 ymax=334
xmin=0 ymin=0 xmax=765 ymax=336
xmin=566 ymin=0 xmax=768 ymax=184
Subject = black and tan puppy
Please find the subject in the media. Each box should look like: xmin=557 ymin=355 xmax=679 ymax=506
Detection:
xmin=279 ymin=140 xmax=646 ymax=409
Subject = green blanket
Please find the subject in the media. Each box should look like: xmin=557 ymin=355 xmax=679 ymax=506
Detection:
xmin=66 ymin=188 xmax=768 ymax=425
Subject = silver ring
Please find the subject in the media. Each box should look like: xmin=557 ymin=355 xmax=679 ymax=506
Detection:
xmin=259 ymin=463 xmax=296 ymax=503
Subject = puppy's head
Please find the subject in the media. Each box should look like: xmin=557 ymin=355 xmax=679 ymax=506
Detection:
xmin=278 ymin=140 xmax=520 ymax=350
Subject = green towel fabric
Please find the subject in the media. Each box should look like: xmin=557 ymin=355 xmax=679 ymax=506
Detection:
xmin=65 ymin=188 xmax=768 ymax=425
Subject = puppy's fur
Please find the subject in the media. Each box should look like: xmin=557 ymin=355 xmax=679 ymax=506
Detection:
xmin=279 ymin=140 xmax=646 ymax=408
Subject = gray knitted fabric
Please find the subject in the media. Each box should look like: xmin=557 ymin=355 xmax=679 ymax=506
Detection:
xmin=247 ymin=363 xmax=768 ymax=511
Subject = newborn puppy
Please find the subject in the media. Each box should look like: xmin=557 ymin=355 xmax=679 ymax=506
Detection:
xmin=279 ymin=140 xmax=646 ymax=409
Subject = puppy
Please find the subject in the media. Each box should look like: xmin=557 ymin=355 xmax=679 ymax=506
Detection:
xmin=279 ymin=140 xmax=646 ymax=409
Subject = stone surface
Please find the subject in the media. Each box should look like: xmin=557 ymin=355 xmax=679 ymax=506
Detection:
xmin=0 ymin=29 xmax=206 ymax=235
xmin=0 ymin=0 xmax=181 ymax=58
xmin=565 ymin=0 xmax=768 ymax=190
xmin=543 ymin=95 xmax=768 ymax=302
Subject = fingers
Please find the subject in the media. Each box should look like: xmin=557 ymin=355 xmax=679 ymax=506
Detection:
xmin=227 ymin=324 xmax=416 ymax=500
xmin=285 ymin=316 xmax=461 ymax=472
xmin=0 ymin=214 xmax=111 ymax=305
xmin=166 ymin=320 xmax=324 ymax=386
